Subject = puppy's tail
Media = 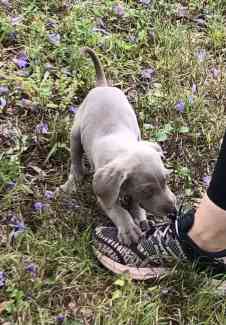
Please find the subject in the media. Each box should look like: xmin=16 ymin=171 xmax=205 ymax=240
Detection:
xmin=80 ymin=47 xmax=108 ymax=87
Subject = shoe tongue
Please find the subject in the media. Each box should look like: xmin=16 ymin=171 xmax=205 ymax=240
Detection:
xmin=176 ymin=209 xmax=195 ymax=238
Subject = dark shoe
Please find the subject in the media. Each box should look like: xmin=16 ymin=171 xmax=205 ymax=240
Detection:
xmin=93 ymin=209 xmax=226 ymax=279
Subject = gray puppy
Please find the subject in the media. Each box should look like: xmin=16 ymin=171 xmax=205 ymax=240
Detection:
xmin=61 ymin=47 xmax=176 ymax=245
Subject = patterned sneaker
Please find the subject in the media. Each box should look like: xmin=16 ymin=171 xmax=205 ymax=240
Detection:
xmin=93 ymin=209 xmax=226 ymax=279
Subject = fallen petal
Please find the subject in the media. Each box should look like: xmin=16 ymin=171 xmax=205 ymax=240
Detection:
xmin=0 ymin=86 xmax=9 ymax=95
xmin=112 ymin=3 xmax=125 ymax=17
xmin=0 ymin=98 xmax=6 ymax=108
xmin=141 ymin=68 xmax=155 ymax=80
xmin=192 ymin=83 xmax=197 ymax=94
xmin=195 ymin=49 xmax=207 ymax=63
xmin=11 ymin=16 xmax=23 ymax=26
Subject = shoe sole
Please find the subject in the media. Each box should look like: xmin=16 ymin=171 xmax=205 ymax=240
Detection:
xmin=93 ymin=247 xmax=169 ymax=280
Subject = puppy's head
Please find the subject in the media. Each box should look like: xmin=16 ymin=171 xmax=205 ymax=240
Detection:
xmin=93 ymin=141 xmax=176 ymax=215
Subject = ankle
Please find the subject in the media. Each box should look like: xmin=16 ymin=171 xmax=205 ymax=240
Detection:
xmin=188 ymin=194 xmax=226 ymax=252
xmin=189 ymin=229 xmax=226 ymax=252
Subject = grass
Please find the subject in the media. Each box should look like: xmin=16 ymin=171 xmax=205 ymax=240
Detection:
xmin=1 ymin=0 xmax=226 ymax=323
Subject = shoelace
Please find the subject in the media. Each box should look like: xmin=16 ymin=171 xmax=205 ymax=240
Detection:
xmin=140 ymin=223 xmax=178 ymax=268
xmin=154 ymin=223 xmax=174 ymax=240
xmin=145 ymin=218 xmax=177 ymax=240
xmin=158 ymin=200 xmax=187 ymax=240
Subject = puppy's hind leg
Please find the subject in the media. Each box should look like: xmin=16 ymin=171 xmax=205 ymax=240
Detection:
xmin=60 ymin=122 xmax=84 ymax=193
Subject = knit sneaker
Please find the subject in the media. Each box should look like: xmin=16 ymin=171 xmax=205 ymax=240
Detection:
xmin=93 ymin=209 xmax=226 ymax=279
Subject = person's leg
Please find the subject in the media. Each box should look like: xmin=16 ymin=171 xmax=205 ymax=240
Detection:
xmin=189 ymin=194 xmax=226 ymax=252
xmin=189 ymin=129 xmax=226 ymax=252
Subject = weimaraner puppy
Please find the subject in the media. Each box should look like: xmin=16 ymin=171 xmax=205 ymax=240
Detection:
xmin=61 ymin=47 xmax=176 ymax=245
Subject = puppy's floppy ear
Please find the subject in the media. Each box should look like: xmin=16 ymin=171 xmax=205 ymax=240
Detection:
xmin=93 ymin=160 xmax=128 ymax=209
xmin=140 ymin=140 xmax=165 ymax=159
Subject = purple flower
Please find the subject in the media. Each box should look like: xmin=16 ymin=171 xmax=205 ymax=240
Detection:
xmin=9 ymin=217 xmax=26 ymax=240
xmin=13 ymin=53 xmax=29 ymax=69
xmin=11 ymin=16 xmax=23 ymax=26
xmin=139 ymin=0 xmax=151 ymax=4
xmin=192 ymin=83 xmax=197 ymax=94
xmin=112 ymin=3 xmax=125 ymax=17
xmin=176 ymin=99 xmax=185 ymax=113
xmin=18 ymin=98 xmax=32 ymax=108
xmin=203 ymin=175 xmax=211 ymax=187
xmin=14 ymin=222 xmax=26 ymax=233
xmin=68 ymin=105 xmax=78 ymax=114
xmin=33 ymin=201 xmax=44 ymax=211
xmin=0 ymin=86 xmax=9 ymax=95
xmin=44 ymin=190 xmax=54 ymax=200
xmin=0 ymin=272 xmax=6 ymax=288
xmin=141 ymin=68 xmax=155 ymax=80
xmin=36 ymin=122 xmax=48 ymax=134
xmin=26 ymin=263 xmax=38 ymax=277
xmin=56 ymin=315 xmax=65 ymax=322
xmin=210 ymin=67 xmax=220 ymax=79
xmin=195 ymin=49 xmax=206 ymax=63
xmin=0 ymin=98 xmax=6 ymax=108
xmin=9 ymin=216 xmax=25 ymax=228
xmin=48 ymin=32 xmax=61 ymax=46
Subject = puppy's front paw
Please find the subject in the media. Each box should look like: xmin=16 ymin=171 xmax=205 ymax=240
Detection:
xmin=118 ymin=223 xmax=143 ymax=246
xmin=140 ymin=220 xmax=150 ymax=232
